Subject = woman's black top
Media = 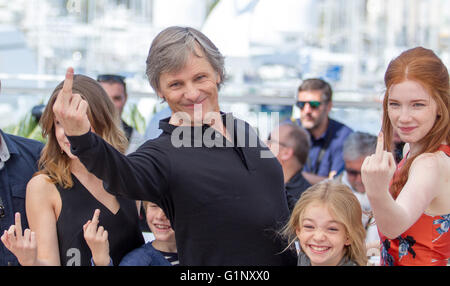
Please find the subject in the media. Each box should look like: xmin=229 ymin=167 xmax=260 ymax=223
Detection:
xmin=56 ymin=175 xmax=144 ymax=266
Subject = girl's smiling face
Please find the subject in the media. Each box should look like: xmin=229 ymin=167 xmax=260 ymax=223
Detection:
xmin=296 ymin=202 xmax=350 ymax=266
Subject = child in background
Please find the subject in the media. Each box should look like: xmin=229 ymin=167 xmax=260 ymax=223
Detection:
xmin=282 ymin=181 xmax=367 ymax=266
xmin=84 ymin=201 xmax=178 ymax=266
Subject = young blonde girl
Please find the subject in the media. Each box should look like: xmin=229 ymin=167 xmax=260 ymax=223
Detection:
xmin=282 ymin=180 xmax=367 ymax=266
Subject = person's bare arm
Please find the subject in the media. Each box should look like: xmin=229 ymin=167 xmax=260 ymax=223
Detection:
xmin=362 ymin=133 xmax=440 ymax=239
xmin=25 ymin=175 xmax=62 ymax=265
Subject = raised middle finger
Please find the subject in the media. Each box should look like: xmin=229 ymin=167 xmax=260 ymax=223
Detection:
xmin=14 ymin=212 xmax=23 ymax=240
xmin=374 ymin=131 xmax=384 ymax=161
xmin=60 ymin=67 xmax=74 ymax=106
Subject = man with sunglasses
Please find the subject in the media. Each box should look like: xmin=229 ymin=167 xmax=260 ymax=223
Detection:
xmin=97 ymin=74 xmax=144 ymax=154
xmin=0 ymin=79 xmax=43 ymax=265
xmin=292 ymin=78 xmax=353 ymax=184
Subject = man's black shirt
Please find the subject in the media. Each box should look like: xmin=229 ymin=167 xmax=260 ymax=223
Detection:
xmin=68 ymin=113 xmax=297 ymax=266
xmin=285 ymin=170 xmax=311 ymax=213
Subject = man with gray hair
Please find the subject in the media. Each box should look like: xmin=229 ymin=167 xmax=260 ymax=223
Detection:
xmin=53 ymin=26 xmax=296 ymax=266
xmin=334 ymin=131 xmax=379 ymax=243
xmin=267 ymin=123 xmax=311 ymax=213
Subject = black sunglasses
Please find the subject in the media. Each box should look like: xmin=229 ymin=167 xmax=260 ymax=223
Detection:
xmin=97 ymin=74 xmax=126 ymax=85
xmin=346 ymin=168 xmax=361 ymax=177
xmin=296 ymin=101 xmax=323 ymax=110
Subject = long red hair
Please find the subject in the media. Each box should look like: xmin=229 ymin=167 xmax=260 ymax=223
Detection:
xmin=382 ymin=47 xmax=450 ymax=198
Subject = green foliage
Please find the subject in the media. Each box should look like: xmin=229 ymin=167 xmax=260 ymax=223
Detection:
xmin=206 ymin=0 xmax=221 ymax=18
xmin=3 ymin=111 xmax=45 ymax=143
xmin=122 ymin=103 xmax=146 ymax=134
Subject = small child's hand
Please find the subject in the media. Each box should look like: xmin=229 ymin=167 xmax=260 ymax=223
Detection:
xmin=83 ymin=209 xmax=110 ymax=266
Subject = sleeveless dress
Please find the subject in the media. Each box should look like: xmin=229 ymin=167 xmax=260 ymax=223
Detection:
xmin=379 ymin=144 xmax=450 ymax=266
xmin=56 ymin=174 xmax=144 ymax=266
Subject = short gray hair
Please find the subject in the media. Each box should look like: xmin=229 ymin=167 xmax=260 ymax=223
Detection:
xmin=146 ymin=26 xmax=226 ymax=92
xmin=343 ymin=131 xmax=377 ymax=161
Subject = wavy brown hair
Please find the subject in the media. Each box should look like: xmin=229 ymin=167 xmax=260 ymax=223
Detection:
xmin=382 ymin=47 xmax=450 ymax=199
xmin=37 ymin=74 xmax=127 ymax=188
xmin=281 ymin=181 xmax=368 ymax=266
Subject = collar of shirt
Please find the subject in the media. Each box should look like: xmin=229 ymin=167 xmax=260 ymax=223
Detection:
xmin=286 ymin=169 xmax=306 ymax=188
xmin=158 ymin=112 xmax=239 ymax=146
xmin=294 ymin=117 xmax=332 ymax=143
xmin=310 ymin=118 xmax=334 ymax=143
xmin=157 ymin=112 xmax=258 ymax=171
xmin=0 ymin=132 xmax=11 ymax=170
xmin=297 ymin=250 xmax=357 ymax=266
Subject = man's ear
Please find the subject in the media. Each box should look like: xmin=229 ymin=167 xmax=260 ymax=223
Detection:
xmin=279 ymin=147 xmax=294 ymax=161
xmin=216 ymin=73 xmax=222 ymax=86
xmin=156 ymin=91 xmax=166 ymax=103
xmin=325 ymin=101 xmax=333 ymax=113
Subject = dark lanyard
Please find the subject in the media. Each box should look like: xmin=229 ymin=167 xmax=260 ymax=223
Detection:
xmin=306 ymin=130 xmax=333 ymax=174
xmin=291 ymin=117 xmax=333 ymax=175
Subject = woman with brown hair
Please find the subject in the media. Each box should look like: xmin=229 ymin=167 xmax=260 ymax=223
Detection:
xmin=1 ymin=74 xmax=144 ymax=266
xmin=361 ymin=46 xmax=450 ymax=266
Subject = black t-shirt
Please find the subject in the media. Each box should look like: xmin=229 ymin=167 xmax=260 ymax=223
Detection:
xmin=68 ymin=113 xmax=297 ymax=266
xmin=159 ymin=250 xmax=179 ymax=266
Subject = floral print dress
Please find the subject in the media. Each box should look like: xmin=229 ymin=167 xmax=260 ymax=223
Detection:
xmin=379 ymin=144 xmax=450 ymax=266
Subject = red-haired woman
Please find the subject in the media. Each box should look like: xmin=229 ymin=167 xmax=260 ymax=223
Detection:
xmin=362 ymin=47 xmax=449 ymax=266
